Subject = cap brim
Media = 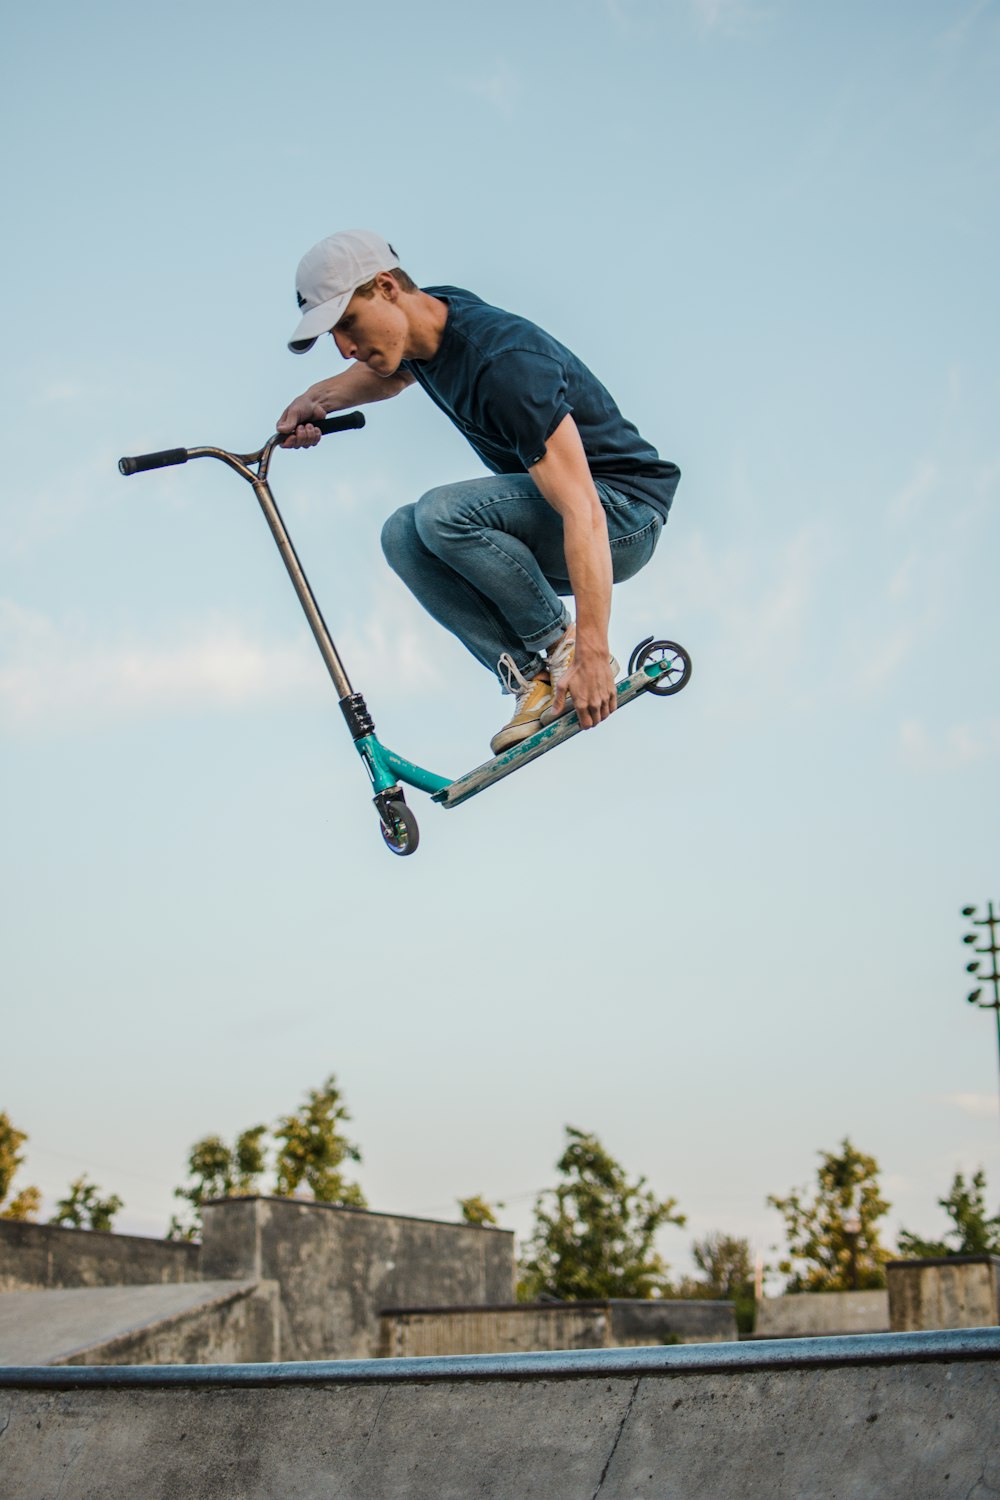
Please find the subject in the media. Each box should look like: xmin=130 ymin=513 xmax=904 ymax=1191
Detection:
xmin=287 ymin=290 xmax=352 ymax=354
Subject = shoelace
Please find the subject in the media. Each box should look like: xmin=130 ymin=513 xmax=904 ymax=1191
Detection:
xmin=546 ymin=636 xmax=575 ymax=687
xmin=497 ymin=652 xmax=542 ymax=704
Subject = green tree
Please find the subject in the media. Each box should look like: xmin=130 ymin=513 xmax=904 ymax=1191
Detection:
xmin=0 ymin=1111 xmax=42 ymax=1222
xmin=273 ymin=1075 xmax=366 ymax=1205
xmin=691 ymin=1232 xmax=754 ymax=1298
xmin=169 ymin=1125 xmax=267 ymax=1240
xmin=169 ymin=1075 xmax=366 ymax=1239
xmin=459 ymin=1194 xmax=502 ymax=1226
xmin=518 ymin=1127 xmax=686 ymax=1301
xmin=673 ymin=1232 xmax=757 ymax=1334
xmin=768 ymin=1137 xmax=891 ymax=1292
xmin=232 ymin=1125 xmax=268 ymax=1193
xmin=897 ymin=1169 xmax=1000 ymax=1257
xmin=50 ymin=1175 xmax=124 ymax=1232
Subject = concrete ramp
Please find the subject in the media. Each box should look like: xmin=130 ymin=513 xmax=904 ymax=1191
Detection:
xmin=0 ymin=1280 xmax=278 ymax=1367
xmin=0 ymin=1329 xmax=997 ymax=1499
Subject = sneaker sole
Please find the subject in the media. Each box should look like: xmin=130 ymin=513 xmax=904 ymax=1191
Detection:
xmin=490 ymin=717 xmax=547 ymax=755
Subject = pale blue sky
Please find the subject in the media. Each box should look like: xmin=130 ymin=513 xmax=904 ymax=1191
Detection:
xmin=2 ymin=0 xmax=999 ymax=1278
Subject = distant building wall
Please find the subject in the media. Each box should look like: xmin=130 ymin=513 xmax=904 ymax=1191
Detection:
xmin=379 ymin=1299 xmax=737 ymax=1358
xmin=380 ymin=1304 xmax=610 ymax=1357
xmin=200 ymin=1197 xmax=516 ymax=1360
xmin=1 ymin=1199 xmax=516 ymax=1363
xmin=888 ymin=1257 xmax=1000 ymax=1332
xmin=0 ymin=1219 xmax=199 ymax=1293
xmin=609 ymin=1299 xmax=736 ymax=1346
xmin=754 ymin=1291 xmax=889 ymax=1339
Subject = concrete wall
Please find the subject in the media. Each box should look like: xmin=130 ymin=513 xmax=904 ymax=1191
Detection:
xmin=1 ymin=1329 xmax=996 ymax=1500
xmin=609 ymin=1298 xmax=736 ymax=1345
xmin=200 ymin=1196 xmax=515 ymax=1360
xmin=0 ymin=1219 xmax=199 ymax=1292
xmin=0 ymin=1281 xmax=280 ymax=1367
xmin=0 ymin=1198 xmax=515 ymax=1366
xmin=379 ymin=1299 xmax=737 ymax=1357
xmin=754 ymin=1290 xmax=889 ymax=1339
xmin=380 ymin=1303 xmax=610 ymax=1357
xmin=888 ymin=1256 xmax=1000 ymax=1332
xmin=60 ymin=1281 xmax=281 ymax=1367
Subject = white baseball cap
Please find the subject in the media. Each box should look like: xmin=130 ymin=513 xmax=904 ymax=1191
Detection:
xmin=288 ymin=230 xmax=401 ymax=353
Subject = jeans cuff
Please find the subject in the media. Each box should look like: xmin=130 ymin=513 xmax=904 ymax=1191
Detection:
xmin=498 ymin=653 xmax=546 ymax=691
xmin=525 ymin=607 xmax=572 ymax=655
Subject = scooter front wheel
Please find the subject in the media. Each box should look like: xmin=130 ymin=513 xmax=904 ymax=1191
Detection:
xmin=379 ymin=799 xmax=420 ymax=856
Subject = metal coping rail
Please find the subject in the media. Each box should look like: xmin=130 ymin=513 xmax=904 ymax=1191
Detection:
xmin=1 ymin=1328 xmax=998 ymax=1390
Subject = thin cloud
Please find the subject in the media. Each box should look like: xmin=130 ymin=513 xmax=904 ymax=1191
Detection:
xmin=847 ymin=444 xmax=1000 ymax=698
xmin=936 ymin=0 xmax=995 ymax=50
xmin=603 ymin=0 xmax=760 ymax=34
xmin=459 ymin=60 xmax=519 ymax=116
xmin=692 ymin=0 xmax=765 ymax=34
xmin=899 ymin=717 xmax=1000 ymax=773
xmin=855 ymin=625 xmax=917 ymax=694
xmin=0 ymin=602 xmax=318 ymax=731
xmin=41 ymin=381 xmax=91 ymax=404
xmin=888 ymin=460 xmax=939 ymax=526
xmin=647 ymin=521 xmax=828 ymax=718
xmin=334 ymin=574 xmax=446 ymax=697
xmin=3 ymin=451 xmax=126 ymax=558
xmin=0 ymin=589 xmax=444 ymax=734
xmin=940 ymin=1093 xmax=999 ymax=1122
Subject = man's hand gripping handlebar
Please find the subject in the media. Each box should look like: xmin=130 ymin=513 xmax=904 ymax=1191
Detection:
xmin=118 ymin=412 xmax=366 ymax=475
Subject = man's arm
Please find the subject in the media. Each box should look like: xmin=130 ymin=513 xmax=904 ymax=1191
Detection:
xmin=277 ymin=364 xmax=416 ymax=448
xmin=528 ymin=413 xmax=616 ymax=729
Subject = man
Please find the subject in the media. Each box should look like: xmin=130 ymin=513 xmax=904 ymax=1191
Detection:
xmin=278 ymin=230 xmax=679 ymax=755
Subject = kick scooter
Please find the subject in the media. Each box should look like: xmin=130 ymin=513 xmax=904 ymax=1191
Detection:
xmin=119 ymin=414 xmax=691 ymax=856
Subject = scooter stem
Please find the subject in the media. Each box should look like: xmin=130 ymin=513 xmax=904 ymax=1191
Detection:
xmin=249 ymin=473 xmax=354 ymax=700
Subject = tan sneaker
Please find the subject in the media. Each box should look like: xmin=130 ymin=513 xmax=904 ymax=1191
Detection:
xmin=539 ymin=632 xmax=620 ymax=726
xmin=490 ymin=654 xmax=554 ymax=754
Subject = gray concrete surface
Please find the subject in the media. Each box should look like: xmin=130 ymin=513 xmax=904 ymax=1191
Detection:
xmin=0 ymin=1281 xmax=278 ymax=1367
xmin=379 ymin=1297 xmax=736 ymax=1356
xmin=0 ymin=1220 xmax=198 ymax=1292
xmin=755 ymin=1289 xmax=889 ymax=1338
xmin=201 ymin=1195 xmax=515 ymax=1360
xmin=609 ymin=1297 xmax=736 ymax=1344
xmin=379 ymin=1300 xmax=611 ymax=1357
xmin=1 ymin=1198 xmax=516 ymax=1365
xmin=888 ymin=1255 xmax=1000 ymax=1331
xmin=0 ymin=1329 xmax=996 ymax=1499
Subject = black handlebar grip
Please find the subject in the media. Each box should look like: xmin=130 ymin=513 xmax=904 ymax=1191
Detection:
xmin=118 ymin=448 xmax=189 ymax=477
xmin=316 ymin=411 xmax=366 ymax=435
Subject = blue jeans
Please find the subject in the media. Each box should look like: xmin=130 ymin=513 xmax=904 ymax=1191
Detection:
xmin=380 ymin=474 xmax=664 ymax=682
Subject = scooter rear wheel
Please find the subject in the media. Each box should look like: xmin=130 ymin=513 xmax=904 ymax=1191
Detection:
xmin=380 ymin=799 xmax=420 ymax=856
xmin=631 ymin=638 xmax=692 ymax=696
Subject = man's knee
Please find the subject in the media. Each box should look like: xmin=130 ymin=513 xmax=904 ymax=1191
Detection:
xmin=413 ymin=483 xmax=471 ymax=554
xmin=380 ymin=504 xmax=418 ymax=574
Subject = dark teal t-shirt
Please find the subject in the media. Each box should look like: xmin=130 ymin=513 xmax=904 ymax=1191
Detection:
xmin=401 ymin=287 xmax=679 ymax=519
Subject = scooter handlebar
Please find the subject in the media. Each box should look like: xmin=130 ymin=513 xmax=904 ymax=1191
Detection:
xmin=118 ymin=411 xmax=365 ymax=476
xmin=315 ymin=411 xmax=365 ymax=435
xmin=118 ymin=448 xmax=189 ymax=476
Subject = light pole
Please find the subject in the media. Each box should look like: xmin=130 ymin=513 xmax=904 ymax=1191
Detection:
xmin=961 ymin=901 xmax=1000 ymax=1124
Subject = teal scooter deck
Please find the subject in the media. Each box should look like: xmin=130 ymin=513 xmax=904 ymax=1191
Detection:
xmin=433 ymin=662 xmax=666 ymax=809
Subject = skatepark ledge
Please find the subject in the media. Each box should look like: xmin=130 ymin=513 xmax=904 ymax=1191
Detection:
xmin=1 ymin=1328 xmax=998 ymax=1499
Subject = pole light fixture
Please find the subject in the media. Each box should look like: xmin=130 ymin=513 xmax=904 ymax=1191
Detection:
xmin=960 ymin=901 xmax=1000 ymax=1126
